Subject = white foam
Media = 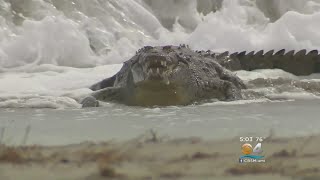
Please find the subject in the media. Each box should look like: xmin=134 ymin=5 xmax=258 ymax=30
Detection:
xmin=186 ymin=1 xmax=320 ymax=52
xmin=0 ymin=95 xmax=80 ymax=109
xmin=1 ymin=0 xmax=320 ymax=68
xmin=0 ymin=64 xmax=122 ymax=108
xmin=267 ymin=92 xmax=320 ymax=100
xmin=1 ymin=16 xmax=97 ymax=68
xmin=236 ymin=69 xmax=298 ymax=81
xmin=200 ymin=98 xmax=274 ymax=106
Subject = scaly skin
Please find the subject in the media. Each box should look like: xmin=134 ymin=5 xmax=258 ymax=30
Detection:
xmin=83 ymin=45 xmax=320 ymax=107
xmin=207 ymin=49 xmax=320 ymax=75
xmin=86 ymin=45 xmax=246 ymax=107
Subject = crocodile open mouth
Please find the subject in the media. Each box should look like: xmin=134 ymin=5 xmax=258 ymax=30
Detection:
xmin=143 ymin=55 xmax=172 ymax=79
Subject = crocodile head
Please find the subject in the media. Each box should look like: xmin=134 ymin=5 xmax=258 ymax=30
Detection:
xmin=129 ymin=46 xmax=194 ymax=106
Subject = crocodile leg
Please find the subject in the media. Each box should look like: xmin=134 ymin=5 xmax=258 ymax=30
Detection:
xmin=90 ymin=74 xmax=117 ymax=91
xmin=203 ymin=79 xmax=242 ymax=101
xmin=92 ymin=87 xmax=125 ymax=103
xmin=81 ymin=87 xmax=125 ymax=107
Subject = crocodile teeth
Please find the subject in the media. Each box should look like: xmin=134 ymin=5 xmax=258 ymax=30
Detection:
xmin=159 ymin=61 xmax=167 ymax=67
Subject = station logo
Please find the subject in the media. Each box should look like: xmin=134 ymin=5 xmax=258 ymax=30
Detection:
xmin=239 ymin=143 xmax=266 ymax=163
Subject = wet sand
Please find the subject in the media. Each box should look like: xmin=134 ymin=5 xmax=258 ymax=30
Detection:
xmin=0 ymin=133 xmax=319 ymax=180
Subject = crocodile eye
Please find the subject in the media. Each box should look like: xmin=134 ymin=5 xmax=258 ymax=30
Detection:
xmin=202 ymin=67 xmax=210 ymax=73
xmin=144 ymin=46 xmax=153 ymax=51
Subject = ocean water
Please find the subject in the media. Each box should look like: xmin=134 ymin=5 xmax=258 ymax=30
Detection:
xmin=1 ymin=99 xmax=320 ymax=145
xmin=0 ymin=0 xmax=320 ymax=145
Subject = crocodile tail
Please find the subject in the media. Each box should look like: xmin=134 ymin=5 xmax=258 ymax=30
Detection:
xmin=219 ymin=49 xmax=320 ymax=75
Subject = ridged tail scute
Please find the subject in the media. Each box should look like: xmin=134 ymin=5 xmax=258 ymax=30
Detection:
xmin=215 ymin=51 xmax=241 ymax=71
xmin=216 ymin=51 xmax=229 ymax=59
xmin=230 ymin=49 xmax=320 ymax=75
xmin=229 ymin=52 xmax=238 ymax=58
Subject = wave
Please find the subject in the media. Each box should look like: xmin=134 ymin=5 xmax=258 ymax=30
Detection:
xmin=0 ymin=0 xmax=319 ymax=69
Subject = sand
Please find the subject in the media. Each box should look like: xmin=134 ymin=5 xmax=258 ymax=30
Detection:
xmin=0 ymin=132 xmax=320 ymax=180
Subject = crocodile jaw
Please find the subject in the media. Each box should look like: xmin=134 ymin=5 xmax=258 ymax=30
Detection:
xmin=131 ymin=54 xmax=177 ymax=85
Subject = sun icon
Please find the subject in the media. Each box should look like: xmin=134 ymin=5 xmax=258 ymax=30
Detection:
xmin=241 ymin=143 xmax=253 ymax=155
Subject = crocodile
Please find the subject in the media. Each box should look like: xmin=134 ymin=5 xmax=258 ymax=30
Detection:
xmin=82 ymin=45 xmax=320 ymax=107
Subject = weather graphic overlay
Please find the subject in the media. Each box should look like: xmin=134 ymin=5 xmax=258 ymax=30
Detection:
xmin=239 ymin=137 xmax=266 ymax=163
